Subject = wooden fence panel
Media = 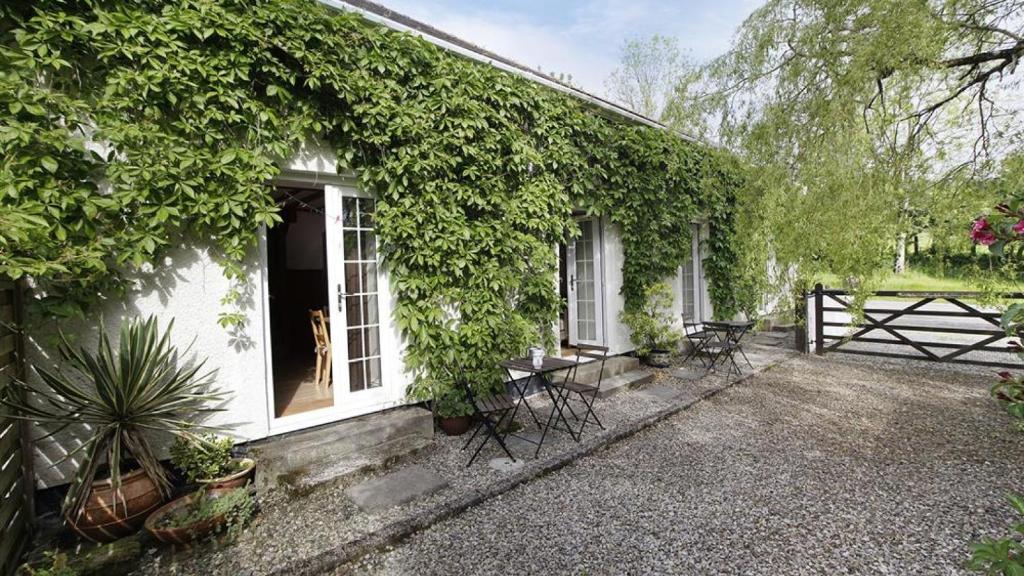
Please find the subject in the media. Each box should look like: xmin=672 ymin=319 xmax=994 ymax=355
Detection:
xmin=0 ymin=280 xmax=30 ymax=576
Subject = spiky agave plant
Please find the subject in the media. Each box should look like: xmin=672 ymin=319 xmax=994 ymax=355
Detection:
xmin=0 ymin=316 xmax=226 ymax=520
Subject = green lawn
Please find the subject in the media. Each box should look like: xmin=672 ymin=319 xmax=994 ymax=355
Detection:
xmin=816 ymin=270 xmax=1022 ymax=294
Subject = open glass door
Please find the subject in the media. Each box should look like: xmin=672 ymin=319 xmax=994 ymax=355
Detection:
xmin=567 ymin=218 xmax=605 ymax=347
xmin=324 ymin=186 xmax=388 ymax=412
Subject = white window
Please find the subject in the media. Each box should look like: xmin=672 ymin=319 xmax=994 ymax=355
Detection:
xmin=681 ymin=224 xmax=702 ymax=321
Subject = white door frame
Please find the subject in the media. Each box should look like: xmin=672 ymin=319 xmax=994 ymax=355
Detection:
xmin=567 ymin=217 xmax=606 ymax=347
xmin=262 ymin=171 xmax=403 ymax=435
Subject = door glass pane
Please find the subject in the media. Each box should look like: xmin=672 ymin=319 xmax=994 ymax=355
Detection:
xmin=360 ymin=231 xmax=376 ymax=261
xmin=366 ymin=357 xmax=382 ymax=389
xmin=362 ymin=294 xmax=379 ymax=325
xmin=347 ymin=328 xmax=364 ymax=359
xmin=361 ymin=262 xmax=377 ymax=294
xmin=344 ymin=230 xmax=360 ymax=261
xmin=575 ymin=220 xmax=597 ymax=342
xmin=343 ymin=197 xmax=359 ymax=227
xmin=345 ymin=293 xmax=361 ymax=325
xmin=340 ymin=195 xmax=383 ymax=394
xmin=348 ymin=360 xmax=365 ymax=392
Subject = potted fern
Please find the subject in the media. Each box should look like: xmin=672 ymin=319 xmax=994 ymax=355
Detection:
xmin=621 ymin=282 xmax=682 ymax=368
xmin=0 ymin=316 xmax=226 ymax=542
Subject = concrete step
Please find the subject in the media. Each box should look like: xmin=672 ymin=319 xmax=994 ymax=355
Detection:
xmin=247 ymin=406 xmax=433 ymax=495
xmin=596 ymin=368 xmax=654 ymax=398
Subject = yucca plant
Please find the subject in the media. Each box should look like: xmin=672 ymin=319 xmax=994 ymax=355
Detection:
xmin=0 ymin=316 xmax=226 ymax=520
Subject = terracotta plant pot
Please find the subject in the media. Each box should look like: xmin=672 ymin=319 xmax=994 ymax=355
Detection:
xmin=645 ymin=349 xmax=672 ymax=368
xmin=199 ymin=458 xmax=256 ymax=490
xmin=144 ymin=488 xmax=238 ymax=546
xmin=68 ymin=468 xmax=164 ymax=543
xmin=437 ymin=415 xmax=472 ymax=436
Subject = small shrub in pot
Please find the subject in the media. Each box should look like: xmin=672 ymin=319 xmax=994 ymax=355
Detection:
xmin=620 ymin=282 xmax=682 ymax=367
xmin=433 ymin=388 xmax=473 ymax=436
xmin=170 ymin=434 xmax=255 ymax=489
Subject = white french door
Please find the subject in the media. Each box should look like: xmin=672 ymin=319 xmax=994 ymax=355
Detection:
xmin=567 ymin=218 xmax=605 ymax=347
xmin=323 ymin=185 xmax=389 ymax=412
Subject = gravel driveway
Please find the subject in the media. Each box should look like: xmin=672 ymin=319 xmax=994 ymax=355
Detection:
xmin=347 ymin=355 xmax=1024 ymax=575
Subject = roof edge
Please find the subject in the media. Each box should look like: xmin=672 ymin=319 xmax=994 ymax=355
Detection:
xmin=319 ymin=0 xmax=701 ymax=143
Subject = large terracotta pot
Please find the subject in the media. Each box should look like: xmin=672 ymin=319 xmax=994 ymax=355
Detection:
xmin=144 ymin=488 xmax=238 ymax=546
xmin=437 ymin=416 xmax=472 ymax=436
xmin=199 ymin=457 xmax=256 ymax=490
xmin=68 ymin=468 xmax=164 ymax=543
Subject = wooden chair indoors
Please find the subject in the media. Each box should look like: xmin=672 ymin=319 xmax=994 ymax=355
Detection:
xmin=309 ymin=309 xmax=332 ymax=389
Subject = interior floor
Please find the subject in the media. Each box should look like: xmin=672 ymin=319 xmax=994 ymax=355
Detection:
xmin=273 ymin=360 xmax=334 ymax=418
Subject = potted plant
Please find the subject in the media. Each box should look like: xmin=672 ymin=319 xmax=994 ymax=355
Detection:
xmin=144 ymin=485 xmax=254 ymax=546
xmin=0 ymin=316 xmax=226 ymax=542
xmin=433 ymin=388 xmax=473 ymax=436
xmin=170 ymin=434 xmax=255 ymax=490
xmin=620 ymin=281 xmax=682 ymax=368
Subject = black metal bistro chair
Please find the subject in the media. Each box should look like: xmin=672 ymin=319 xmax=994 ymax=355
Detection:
xmin=682 ymin=320 xmax=716 ymax=367
xmin=702 ymin=322 xmax=753 ymax=377
xmin=454 ymin=365 xmax=517 ymax=467
xmin=551 ymin=344 xmax=609 ymax=436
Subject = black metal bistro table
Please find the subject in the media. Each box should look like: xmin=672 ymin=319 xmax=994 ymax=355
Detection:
xmin=703 ymin=320 xmax=756 ymax=373
xmin=499 ymin=356 xmax=580 ymax=457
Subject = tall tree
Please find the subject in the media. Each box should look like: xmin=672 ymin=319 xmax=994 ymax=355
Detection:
xmin=700 ymin=0 xmax=1023 ymax=286
xmin=606 ymin=36 xmax=685 ymax=121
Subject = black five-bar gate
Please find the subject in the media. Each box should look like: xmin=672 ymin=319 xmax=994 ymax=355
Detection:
xmin=810 ymin=284 xmax=1024 ymax=369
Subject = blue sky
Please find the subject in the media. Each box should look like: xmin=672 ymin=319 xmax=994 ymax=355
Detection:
xmin=381 ymin=0 xmax=762 ymax=99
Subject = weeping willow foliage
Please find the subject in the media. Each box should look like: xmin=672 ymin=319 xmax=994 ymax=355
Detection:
xmin=696 ymin=0 xmax=1022 ymax=299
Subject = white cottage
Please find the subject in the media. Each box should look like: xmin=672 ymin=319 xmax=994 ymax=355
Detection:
xmin=28 ymin=0 xmax=715 ymax=488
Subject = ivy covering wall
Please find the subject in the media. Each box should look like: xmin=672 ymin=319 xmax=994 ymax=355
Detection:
xmin=0 ymin=0 xmax=756 ymax=395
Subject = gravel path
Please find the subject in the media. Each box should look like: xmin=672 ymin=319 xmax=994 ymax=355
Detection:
xmin=347 ymin=355 xmax=1024 ymax=575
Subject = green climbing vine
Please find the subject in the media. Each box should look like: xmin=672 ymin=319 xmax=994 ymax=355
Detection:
xmin=0 ymin=0 xmax=755 ymax=396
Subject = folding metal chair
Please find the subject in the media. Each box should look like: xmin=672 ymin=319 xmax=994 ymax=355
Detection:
xmin=453 ymin=364 xmax=517 ymax=467
xmin=702 ymin=325 xmax=742 ymax=377
xmin=682 ymin=320 xmax=716 ymax=367
xmin=551 ymin=344 xmax=609 ymax=436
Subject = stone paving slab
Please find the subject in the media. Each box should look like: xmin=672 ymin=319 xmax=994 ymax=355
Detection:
xmin=635 ymin=383 xmax=684 ymax=403
xmin=344 ymin=465 xmax=449 ymax=512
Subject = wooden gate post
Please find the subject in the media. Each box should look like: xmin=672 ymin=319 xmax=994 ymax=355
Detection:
xmin=13 ymin=278 xmax=33 ymax=530
xmin=813 ymin=283 xmax=824 ymax=355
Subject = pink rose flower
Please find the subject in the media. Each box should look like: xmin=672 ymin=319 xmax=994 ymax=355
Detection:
xmin=1013 ymin=220 xmax=1024 ymax=234
xmin=972 ymin=218 xmax=990 ymax=233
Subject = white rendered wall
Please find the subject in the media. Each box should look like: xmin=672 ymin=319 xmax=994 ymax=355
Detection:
xmin=27 ymin=245 xmax=270 ymax=488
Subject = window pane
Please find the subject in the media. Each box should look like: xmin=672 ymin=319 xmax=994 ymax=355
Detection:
xmin=360 ymin=231 xmax=376 ymax=261
xmin=344 ymin=230 xmax=359 ymax=261
xmin=363 ymin=325 xmax=380 ymax=358
xmin=349 ymin=360 xmax=365 ymax=392
xmin=345 ymin=262 xmax=361 ymax=294
xmin=343 ymin=197 xmax=359 ymax=228
xmin=347 ymin=328 xmax=364 ymax=359
xmin=345 ymin=293 xmax=361 ymax=326
xmin=362 ymin=294 xmax=379 ymax=325
xmin=366 ymin=357 xmax=382 ymax=389
xmin=362 ymin=262 xmax=378 ymax=294
xmin=359 ymin=199 xmax=375 ymax=229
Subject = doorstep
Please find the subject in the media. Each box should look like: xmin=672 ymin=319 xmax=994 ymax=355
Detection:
xmin=246 ymin=406 xmax=434 ymax=496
